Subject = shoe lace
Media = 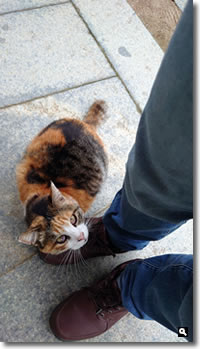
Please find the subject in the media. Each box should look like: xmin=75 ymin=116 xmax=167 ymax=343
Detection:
xmin=88 ymin=278 xmax=122 ymax=316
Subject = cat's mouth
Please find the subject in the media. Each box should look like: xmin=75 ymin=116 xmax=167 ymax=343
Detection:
xmin=70 ymin=226 xmax=89 ymax=250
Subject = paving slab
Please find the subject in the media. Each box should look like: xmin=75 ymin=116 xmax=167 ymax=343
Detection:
xmin=175 ymin=0 xmax=188 ymax=11
xmin=0 ymin=2 xmax=114 ymax=108
xmin=0 ymin=0 xmax=69 ymax=14
xmin=72 ymin=0 xmax=163 ymax=111
xmin=0 ymin=77 xmax=140 ymax=275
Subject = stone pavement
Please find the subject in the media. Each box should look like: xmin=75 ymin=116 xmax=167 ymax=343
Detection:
xmin=0 ymin=0 xmax=192 ymax=343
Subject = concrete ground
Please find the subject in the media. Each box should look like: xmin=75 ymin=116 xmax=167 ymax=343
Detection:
xmin=0 ymin=0 xmax=192 ymax=343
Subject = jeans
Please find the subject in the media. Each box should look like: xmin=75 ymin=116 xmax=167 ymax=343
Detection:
xmin=103 ymin=0 xmax=193 ymax=341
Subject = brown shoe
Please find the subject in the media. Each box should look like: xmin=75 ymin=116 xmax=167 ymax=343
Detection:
xmin=49 ymin=259 xmax=141 ymax=341
xmin=39 ymin=217 xmax=125 ymax=265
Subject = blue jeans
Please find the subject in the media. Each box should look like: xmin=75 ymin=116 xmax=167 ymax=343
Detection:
xmin=103 ymin=0 xmax=193 ymax=341
xmin=103 ymin=191 xmax=193 ymax=341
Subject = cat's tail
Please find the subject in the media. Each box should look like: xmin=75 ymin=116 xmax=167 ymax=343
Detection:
xmin=84 ymin=100 xmax=107 ymax=129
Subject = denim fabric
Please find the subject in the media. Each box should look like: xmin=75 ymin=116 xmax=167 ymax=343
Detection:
xmin=118 ymin=255 xmax=193 ymax=341
xmin=104 ymin=188 xmax=193 ymax=341
xmin=103 ymin=0 xmax=193 ymax=341
xmin=124 ymin=0 xmax=193 ymax=224
xmin=103 ymin=188 xmax=186 ymax=252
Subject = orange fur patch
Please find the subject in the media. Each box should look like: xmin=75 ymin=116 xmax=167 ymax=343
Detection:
xmin=16 ymin=128 xmax=66 ymax=203
xmin=61 ymin=186 xmax=94 ymax=212
xmin=26 ymin=128 xmax=66 ymax=166
xmin=16 ymin=118 xmax=105 ymax=210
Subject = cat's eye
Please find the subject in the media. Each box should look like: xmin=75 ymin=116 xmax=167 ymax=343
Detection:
xmin=56 ymin=235 xmax=69 ymax=244
xmin=70 ymin=214 xmax=77 ymax=226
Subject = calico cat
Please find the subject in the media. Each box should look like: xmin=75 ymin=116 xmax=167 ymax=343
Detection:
xmin=16 ymin=101 xmax=108 ymax=255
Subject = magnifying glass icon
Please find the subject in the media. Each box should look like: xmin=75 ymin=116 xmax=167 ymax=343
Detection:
xmin=179 ymin=328 xmax=187 ymax=336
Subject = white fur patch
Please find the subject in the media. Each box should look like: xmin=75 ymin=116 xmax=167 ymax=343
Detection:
xmin=63 ymin=222 xmax=89 ymax=250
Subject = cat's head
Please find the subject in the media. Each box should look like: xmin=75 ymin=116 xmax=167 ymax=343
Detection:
xmin=18 ymin=182 xmax=89 ymax=255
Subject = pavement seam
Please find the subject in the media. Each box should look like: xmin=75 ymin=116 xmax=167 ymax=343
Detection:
xmin=71 ymin=0 xmax=142 ymax=115
xmin=0 ymin=76 xmax=116 ymax=111
xmin=0 ymin=1 xmax=70 ymax=16
xmin=0 ymin=252 xmax=37 ymax=278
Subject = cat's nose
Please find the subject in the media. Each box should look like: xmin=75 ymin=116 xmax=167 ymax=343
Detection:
xmin=77 ymin=232 xmax=85 ymax=241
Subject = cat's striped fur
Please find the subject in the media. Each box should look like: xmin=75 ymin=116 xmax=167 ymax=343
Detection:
xmin=16 ymin=101 xmax=108 ymax=254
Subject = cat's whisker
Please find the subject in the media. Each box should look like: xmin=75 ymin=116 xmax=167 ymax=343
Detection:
xmin=64 ymin=249 xmax=73 ymax=268
xmin=64 ymin=249 xmax=74 ymax=276
xmin=75 ymin=250 xmax=83 ymax=278
xmin=72 ymin=250 xmax=79 ymax=278
xmin=77 ymin=250 xmax=84 ymax=275
xmin=75 ymin=251 xmax=81 ymax=278
xmin=56 ymin=251 xmax=69 ymax=276
xmin=77 ymin=250 xmax=85 ymax=271
xmin=56 ymin=249 xmax=73 ymax=277
xmin=78 ymin=250 xmax=90 ymax=270
xmin=74 ymin=250 xmax=79 ymax=276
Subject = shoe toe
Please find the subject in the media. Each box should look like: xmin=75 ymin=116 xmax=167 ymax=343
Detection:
xmin=49 ymin=289 xmax=107 ymax=341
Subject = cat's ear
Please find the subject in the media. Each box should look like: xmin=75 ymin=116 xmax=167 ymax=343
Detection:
xmin=18 ymin=229 xmax=39 ymax=246
xmin=50 ymin=181 xmax=67 ymax=209
xmin=18 ymin=216 xmax=44 ymax=246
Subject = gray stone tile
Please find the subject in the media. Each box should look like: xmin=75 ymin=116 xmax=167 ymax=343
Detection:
xmin=175 ymin=0 xmax=188 ymax=11
xmin=0 ymin=0 xmax=69 ymax=14
xmin=72 ymin=0 xmax=164 ymax=111
xmin=0 ymin=253 xmax=186 ymax=342
xmin=0 ymin=2 xmax=114 ymax=107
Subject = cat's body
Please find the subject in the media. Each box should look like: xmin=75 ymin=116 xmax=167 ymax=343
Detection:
xmin=16 ymin=101 xmax=108 ymax=254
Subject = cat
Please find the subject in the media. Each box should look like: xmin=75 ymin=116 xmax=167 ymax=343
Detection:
xmin=16 ymin=101 xmax=108 ymax=255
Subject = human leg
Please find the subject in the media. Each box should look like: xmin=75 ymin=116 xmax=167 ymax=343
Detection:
xmin=103 ymin=188 xmax=186 ymax=251
xmin=104 ymin=0 xmax=193 ymax=249
xmin=118 ymin=254 xmax=193 ymax=341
